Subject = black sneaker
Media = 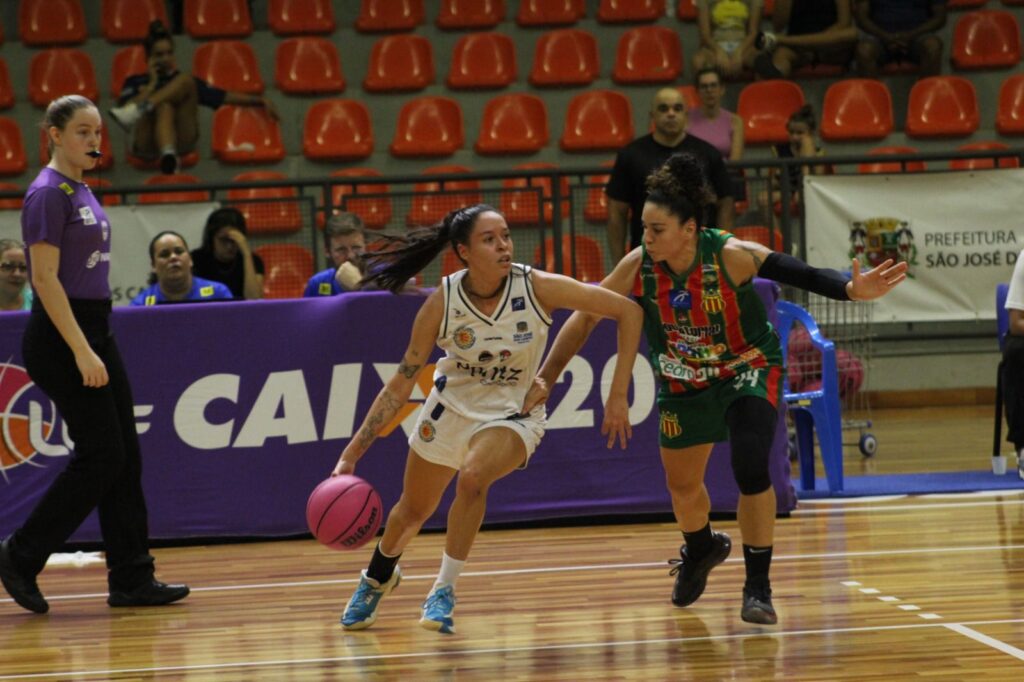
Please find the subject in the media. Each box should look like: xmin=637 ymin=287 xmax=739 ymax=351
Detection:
xmin=741 ymin=578 xmax=777 ymax=625
xmin=669 ymin=531 xmax=732 ymax=607
xmin=108 ymin=579 xmax=190 ymax=607
xmin=753 ymin=52 xmax=785 ymax=80
xmin=159 ymin=152 xmax=178 ymax=175
xmin=0 ymin=537 xmax=48 ymax=614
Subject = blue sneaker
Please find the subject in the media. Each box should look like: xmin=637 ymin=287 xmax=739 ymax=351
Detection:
xmin=340 ymin=567 xmax=401 ymax=630
xmin=419 ymin=585 xmax=457 ymax=635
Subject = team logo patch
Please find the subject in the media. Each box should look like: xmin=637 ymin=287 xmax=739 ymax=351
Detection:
xmin=453 ymin=325 xmax=476 ymax=350
xmin=418 ymin=420 xmax=436 ymax=442
xmin=516 ymin=321 xmax=528 ymax=333
xmin=318 ymin=282 xmax=332 ymax=295
xmin=58 ymin=182 xmax=75 ymax=196
xmin=669 ymin=288 xmax=691 ymax=310
xmin=701 ymin=288 xmax=725 ymax=313
xmin=660 ymin=413 xmax=682 ymax=439
xmin=452 ymin=308 xmax=466 ymax=318
xmin=513 ymin=321 xmax=532 ymax=344
xmin=79 ymin=206 xmax=97 ymax=225
xmin=512 ymin=296 xmax=525 ymax=311
xmin=499 ymin=349 xmax=511 ymax=361
xmin=200 ymin=286 xmax=214 ymax=298
xmin=478 ymin=350 xmax=494 ymax=364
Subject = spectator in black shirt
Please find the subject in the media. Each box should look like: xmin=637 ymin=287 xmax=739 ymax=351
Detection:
xmin=854 ymin=0 xmax=947 ymax=78
xmin=190 ymin=207 xmax=265 ymax=300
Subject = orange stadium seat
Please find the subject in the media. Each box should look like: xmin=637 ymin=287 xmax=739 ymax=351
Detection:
xmin=440 ymin=249 xmax=464 ymax=277
xmin=517 ymin=0 xmax=585 ymax=26
xmin=390 ymin=97 xmax=464 ymax=157
xmin=677 ymin=85 xmax=700 ymax=110
xmin=0 ymin=119 xmax=26 ymax=176
xmin=598 ymin=0 xmax=665 ymax=23
xmin=126 ymin=150 xmax=199 ymax=171
xmin=857 ymin=146 xmax=926 ymax=174
xmin=0 ymin=60 xmax=12 ymax=110
xmin=356 ymin=0 xmax=425 ymax=32
xmin=475 ymin=94 xmax=549 ymax=154
xmin=905 ymin=76 xmax=979 ymax=137
xmin=529 ymin=29 xmax=599 ymax=87
xmin=364 ymin=35 xmax=435 ymax=92
xmin=612 ymin=25 xmax=683 ymax=84
xmin=139 ymin=174 xmax=210 ymax=204
xmin=227 ymin=171 xmax=302 ymax=235
xmin=102 ymin=0 xmax=169 ymax=43
xmin=0 ymin=183 xmax=22 ymax=210
xmin=327 ymin=168 xmax=392 ymax=229
xmin=437 ymin=0 xmax=505 ymax=29
xmin=560 ymin=90 xmax=634 ymax=152
xmin=302 ymin=99 xmax=374 ymax=161
xmin=951 ymin=10 xmax=1021 ymax=69
xmin=38 ymin=129 xmax=113 ymax=171
xmin=820 ymin=79 xmax=893 ymax=141
xmin=1002 ymin=0 xmax=1024 ymax=5
xmin=447 ymin=32 xmax=517 ymax=89
xmin=732 ymin=225 xmax=784 ymax=250
xmin=212 ymin=106 xmax=286 ymax=163
xmin=996 ymin=74 xmax=1024 ymax=134
xmin=500 ymin=163 xmax=570 ymax=225
xmin=535 ymin=235 xmax=606 ymax=282
xmin=583 ymin=160 xmax=614 ymax=224
xmin=21 ymin=0 xmax=86 ymax=46
xmin=275 ymin=37 xmax=345 ymax=94
xmin=29 ymin=49 xmax=99 ymax=108
xmin=738 ymin=80 xmax=805 ymax=144
xmin=949 ymin=141 xmax=1020 ymax=170
xmin=256 ymin=244 xmax=314 ymax=299
xmin=948 ymin=0 xmax=989 ymax=7
xmin=407 ymin=165 xmax=481 ymax=226
xmin=110 ymin=46 xmax=146 ymax=98
xmin=269 ymin=0 xmax=335 ymax=35
xmin=0 ymin=17 xmax=5 ymax=45
xmin=184 ymin=0 xmax=253 ymax=38
xmin=193 ymin=41 xmax=264 ymax=94
xmin=677 ymin=0 xmax=696 ymax=19
xmin=84 ymin=177 xmax=122 ymax=207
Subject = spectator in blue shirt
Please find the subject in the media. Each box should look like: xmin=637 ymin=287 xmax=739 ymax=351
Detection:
xmin=108 ymin=20 xmax=278 ymax=175
xmin=303 ymin=213 xmax=367 ymax=298
xmin=131 ymin=231 xmax=232 ymax=306
xmin=854 ymin=0 xmax=947 ymax=78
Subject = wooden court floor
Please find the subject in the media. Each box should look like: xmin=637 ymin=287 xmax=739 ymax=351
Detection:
xmin=2 ymin=406 xmax=1023 ymax=680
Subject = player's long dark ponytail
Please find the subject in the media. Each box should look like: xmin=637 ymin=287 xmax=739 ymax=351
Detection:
xmin=645 ymin=152 xmax=716 ymax=227
xmin=362 ymin=204 xmax=497 ymax=294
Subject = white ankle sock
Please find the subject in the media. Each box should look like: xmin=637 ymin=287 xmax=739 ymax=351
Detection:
xmin=432 ymin=552 xmax=465 ymax=592
xmin=160 ymin=145 xmax=176 ymax=157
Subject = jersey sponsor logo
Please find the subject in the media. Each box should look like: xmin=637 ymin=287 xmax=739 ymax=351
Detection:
xmin=452 ymin=325 xmax=476 ymax=350
xmin=483 ymin=335 xmax=502 ymax=341
xmin=512 ymin=296 xmax=525 ymax=311
xmin=657 ymin=354 xmax=720 ymax=383
xmin=477 ymin=350 xmax=494 ymax=364
xmin=513 ymin=321 xmax=532 ymax=344
xmin=58 ymin=182 xmax=75 ymax=196
xmin=660 ymin=412 xmax=682 ymax=439
xmin=455 ymin=362 xmax=524 ymax=386
xmin=451 ymin=308 xmax=466 ymax=318
xmin=318 ymin=282 xmax=332 ymax=295
xmin=79 ymin=206 xmax=97 ymax=225
xmin=144 ymin=295 xmax=157 ymax=306
xmin=200 ymin=286 xmax=214 ymax=298
xmin=85 ymin=250 xmax=110 ymax=269
xmin=661 ymin=323 xmax=721 ymax=339
xmin=669 ymin=289 xmax=691 ymax=310
xmin=418 ymin=420 xmax=436 ymax=442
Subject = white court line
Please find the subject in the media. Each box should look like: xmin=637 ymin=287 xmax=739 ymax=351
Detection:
xmin=945 ymin=623 xmax=1024 ymax=661
xmin=2 ymin=618 xmax=1022 ymax=681
xmin=7 ymin=543 xmax=1024 ymax=605
xmin=793 ymin=498 xmax=1024 ymax=515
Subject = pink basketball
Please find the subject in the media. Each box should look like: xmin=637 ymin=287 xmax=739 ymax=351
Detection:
xmin=836 ymin=350 xmax=865 ymax=399
xmin=306 ymin=475 xmax=383 ymax=551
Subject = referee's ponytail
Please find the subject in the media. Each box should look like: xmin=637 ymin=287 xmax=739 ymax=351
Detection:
xmin=645 ymin=153 xmax=716 ymax=227
xmin=362 ymin=204 xmax=497 ymax=294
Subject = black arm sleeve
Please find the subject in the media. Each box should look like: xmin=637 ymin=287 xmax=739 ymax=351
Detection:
xmin=758 ymin=252 xmax=851 ymax=301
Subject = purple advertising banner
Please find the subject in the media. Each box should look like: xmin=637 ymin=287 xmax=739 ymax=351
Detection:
xmin=0 ymin=283 xmax=794 ymax=542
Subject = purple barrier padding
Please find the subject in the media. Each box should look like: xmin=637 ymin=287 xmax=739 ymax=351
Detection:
xmin=0 ymin=280 xmax=793 ymax=542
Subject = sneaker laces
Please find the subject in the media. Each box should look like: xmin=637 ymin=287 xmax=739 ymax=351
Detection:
xmin=424 ymin=586 xmax=454 ymax=612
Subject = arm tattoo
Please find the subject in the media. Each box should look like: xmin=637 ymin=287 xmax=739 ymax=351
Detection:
xmin=355 ymin=390 xmax=403 ymax=451
xmin=738 ymin=244 xmax=764 ymax=270
xmin=397 ymin=360 xmax=421 ymax=379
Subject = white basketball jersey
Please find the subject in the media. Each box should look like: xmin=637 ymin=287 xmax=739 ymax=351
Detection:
xmin=432 ymin=264 xmax=552 ymax=421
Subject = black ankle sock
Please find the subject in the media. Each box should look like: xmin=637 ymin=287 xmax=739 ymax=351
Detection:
xmin=683 ymin=523 xmax=713 ymax=559
xmin=742 ymin=544 xmax=773 ymax=584
xmin=366 ymin=543 xmax=401 ymax=584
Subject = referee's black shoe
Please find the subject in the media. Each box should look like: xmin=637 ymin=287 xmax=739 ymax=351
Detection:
xmin=669 ymin=531 xmax=732 ymax=607
xmin=741 ymin=577 xmax=778 ymax=625
xmin=0 ymin=537 xmax=48 ymax=614
xmin=108 ymin=579 xmax=190 ymax=607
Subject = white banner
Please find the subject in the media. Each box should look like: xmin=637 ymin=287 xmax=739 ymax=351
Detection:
xmin=0 ymin=202 xmax=219 ymax=306
xmin=804 ymin=169 xmax=1024 ymax=322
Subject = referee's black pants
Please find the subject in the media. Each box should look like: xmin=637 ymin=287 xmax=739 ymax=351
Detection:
xmin=1004 ymin=335 xmax=1024 ymax=452
xmin=8 ymin=300 xmax=154 ymax=591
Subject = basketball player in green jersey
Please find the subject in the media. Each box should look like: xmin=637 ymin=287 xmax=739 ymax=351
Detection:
xmin=525 ymin=153 xmax=907 ymax=624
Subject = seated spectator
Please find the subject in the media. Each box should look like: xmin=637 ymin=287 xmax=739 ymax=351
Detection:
xmin=190 ymin=207 xmax=265 ymax=300
xmin=108 ymin=20 xmax=278 ymax=175
xmin=131 ymin=231 xmax=233 ymax=306
xmin=1003 ymin=250 xmax=1024 ymax=480
xmin=854 ymin=0 xmax=946 ymax=78
xmin=303 ymin=212 xmax=367 ymax=298
xmin=687 ymin=68 xmax=745 ymax=163
xmin=0 ymin=238 xmax=32 ymax=311
xmin=693 ymin=0 xmax=763 ymax=79
xmin=760 ymin=105 xmax=830 ymax=231
xmin=753 ymin=0 xmax=857 ymax=79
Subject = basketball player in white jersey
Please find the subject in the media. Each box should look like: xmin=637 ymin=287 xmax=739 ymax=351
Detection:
xmin=332 ymin=205 xmax=643 ymax=634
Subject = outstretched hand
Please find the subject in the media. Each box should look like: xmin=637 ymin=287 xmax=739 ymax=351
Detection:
xmin=848 ymin=258 xmax=907 ymax=301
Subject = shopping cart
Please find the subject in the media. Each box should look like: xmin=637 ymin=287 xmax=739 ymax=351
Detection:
xmin=783 ymin=294 xmax=877 ymax=458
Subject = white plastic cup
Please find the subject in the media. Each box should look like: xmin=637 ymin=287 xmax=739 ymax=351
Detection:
xmin=992 ymin=455 xmax=1008 ymax=475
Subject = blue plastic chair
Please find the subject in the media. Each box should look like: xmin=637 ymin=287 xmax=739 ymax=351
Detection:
xmin=776 ymin=300 xmax=844 ymax=492
xmin=993 ymin=283 xmax=1009 ymax=458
